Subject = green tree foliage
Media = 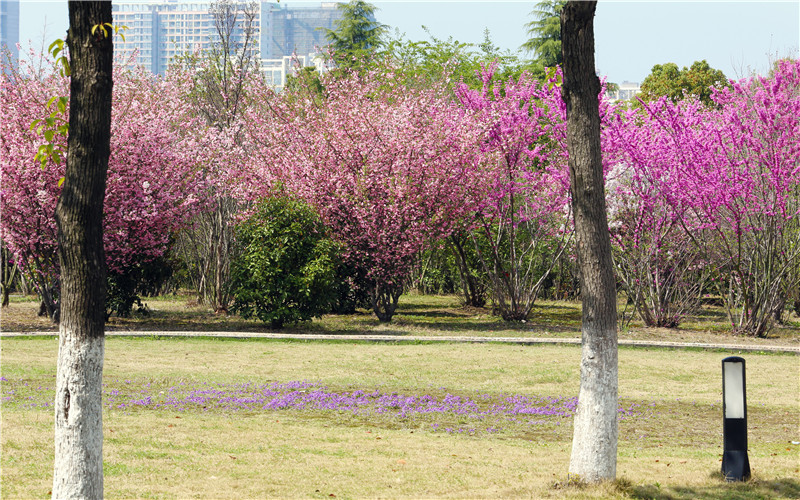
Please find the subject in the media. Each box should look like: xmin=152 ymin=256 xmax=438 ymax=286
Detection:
xmin=382 ymin=28 xmax=535 ymax=90
xmin=230 ymin=196 xmax=339 ymax=329
xmin=639 ymin=60 xmax=730 ymax=106
xmin=521 ymin=0 xmax=566 ymax=68
xmin=325 ymin=0 xmax=388 ymax=65
xmin=383 ymin=30 xmax=482 ymax=88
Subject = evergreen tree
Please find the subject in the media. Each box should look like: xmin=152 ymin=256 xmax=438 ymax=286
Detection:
xmin=325 ymin=0 xmax=388 ymax=65
xmin=521 ymin=0 xmax=567 ymax=68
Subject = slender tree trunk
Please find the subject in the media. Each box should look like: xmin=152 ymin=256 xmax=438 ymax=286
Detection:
xmin=450 ymin=233 xmax=485 ymax=308
xmin=52 ymin=2 xmax=113 ymax=497
xmin=561 ymin=1 xmax=619 ymax=482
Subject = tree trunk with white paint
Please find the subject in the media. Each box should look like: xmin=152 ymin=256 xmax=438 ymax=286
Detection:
xmin=52 ymin=335 xmax=106 ymax=498
xmin=560 ymin=1 xmax=619 ymax=482
xmin=52 ymin=2 xmax=113 ymax=498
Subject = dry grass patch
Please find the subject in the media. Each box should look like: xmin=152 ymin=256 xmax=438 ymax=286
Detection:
xmin=2 ymin=337 xmax=799 ymax=498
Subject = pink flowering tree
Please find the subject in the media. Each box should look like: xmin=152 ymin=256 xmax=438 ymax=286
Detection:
xmin=0 ymin=58 xmax=205 ymax=319
xmin=1 ymin=60 xmax=68 ymax=317
xmin=455 ymin=67 xmax=573 ymax=321
xmin=246 ymin=67 xmax=486 ymax=322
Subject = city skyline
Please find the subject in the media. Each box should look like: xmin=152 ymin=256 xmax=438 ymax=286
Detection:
xmin=7 ymin=1 xmax=800 ymax=84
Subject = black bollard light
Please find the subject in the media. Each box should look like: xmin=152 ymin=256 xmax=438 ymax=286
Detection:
xmin=721 ymin=356 xmax=750 ymax=481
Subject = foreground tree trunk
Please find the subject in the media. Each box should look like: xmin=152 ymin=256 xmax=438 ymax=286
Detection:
xmin=52 ymin=2 xmax=113 ymax=497
xmin=561 ymin=1 xmax=619 ymax=482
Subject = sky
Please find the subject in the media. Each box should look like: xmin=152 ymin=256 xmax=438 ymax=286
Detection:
xmin=16 ymin=0 xmax=800 ymax=84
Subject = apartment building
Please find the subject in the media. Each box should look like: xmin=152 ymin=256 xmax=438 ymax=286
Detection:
xmin=113 ymin=1 xmax=259 ymax=75
xmin=112 ymin=0 xmax=342 ymax=88
xmin=0 ymin=0 xmax=20 ymax=70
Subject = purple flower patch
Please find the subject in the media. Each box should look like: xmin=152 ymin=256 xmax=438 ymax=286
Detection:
xmin=1 ymin=376 xmax=659 ymax=435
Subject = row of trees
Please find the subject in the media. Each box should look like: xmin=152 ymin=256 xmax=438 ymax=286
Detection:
xmin=2 ymin=4 xmax=798 ymax=338
xmin=3 ymin=53 xmax=797 ymax=336
xmin=0 ymin=0 xmax=795 ymax=491
xmin=604 ymin=60 xmax=800 ymax=336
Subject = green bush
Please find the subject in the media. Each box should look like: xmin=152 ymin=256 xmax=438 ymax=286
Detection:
xmin=231 ymin=196 xmax=339 ymax=329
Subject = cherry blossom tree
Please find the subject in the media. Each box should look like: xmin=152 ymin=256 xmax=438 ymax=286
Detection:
xmin=246 ymin=67 xmax=486 ymax=322
xmin=0 ymin=57 xmax=205 ymax=320
xmin=1 ymin=59 xmax=68 ymax=318
xmin=170 ymin=0 xmax=261 ymax=313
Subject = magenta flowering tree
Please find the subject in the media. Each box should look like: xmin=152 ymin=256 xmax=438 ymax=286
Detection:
xmin=455 ymin=67 xmax=573 ymax=321
xmin=692 ymin=59 xmax=800 ymax=335
xmin=247 ymin=68 xmax=486 ymax=322
xmin=0 ymin=59 xmax=205 ymax=319
xmin=603 ymin=99 xmax=711 ymax=328
xmin=605 ymin=59 xmax=800 ymax=336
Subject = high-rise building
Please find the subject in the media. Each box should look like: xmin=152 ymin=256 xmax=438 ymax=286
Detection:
xmin=112 ymin=0 xmax=343 ymax=88
xmin=0 ymin=0 xmax=20 ymax=70
xmin=113 ymin=0 xmax=259 ymax=75
xmin=264 ymin=2 xmax=341 ymax=60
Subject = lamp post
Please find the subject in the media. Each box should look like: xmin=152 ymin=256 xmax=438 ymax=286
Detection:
xmin=722 ymin=356 xmax=750 ymax=481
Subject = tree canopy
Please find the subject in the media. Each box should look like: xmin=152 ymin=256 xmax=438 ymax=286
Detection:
xmin=381 ymin=28 xmax=530 ymax=90
xmin=639 ymin=60 xmax=729 ymax=106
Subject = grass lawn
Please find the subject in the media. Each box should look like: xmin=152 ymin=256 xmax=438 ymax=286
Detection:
xmin=2 ymin=335 xmax=799 ymax=499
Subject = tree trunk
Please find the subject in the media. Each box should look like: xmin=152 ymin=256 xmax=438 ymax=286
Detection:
xmin=450 ymin=233 xmax=485 ymax=308
xmin=52 ymin=2 xmax=113 ymax=498
xmin=561 ymin=1 xmax=619 ymax=483
xmin=372 ymin=281 xmax=402 ymax=322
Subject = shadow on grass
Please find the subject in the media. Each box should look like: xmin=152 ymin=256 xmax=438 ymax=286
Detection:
xmin=621 ymin=477 xmax=800 ymax=500
xmin=388 ymin=316 xmax=580 ymax=335
xmin=396 ymin=310 xmax=472 ymax=319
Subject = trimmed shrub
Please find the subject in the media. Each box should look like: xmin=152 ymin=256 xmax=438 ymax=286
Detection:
xmin=231 ymin=196 xmax=338 ymax=328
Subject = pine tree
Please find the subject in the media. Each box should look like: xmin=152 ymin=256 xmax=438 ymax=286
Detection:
xmin=325 ymin=0 xmax=387 ymax=66
xmin=521 ymin=0 xmax=567 ymax=68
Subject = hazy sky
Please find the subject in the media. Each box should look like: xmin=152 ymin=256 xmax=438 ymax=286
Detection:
xmin=16 ymin=0 xmax=800 ymax=84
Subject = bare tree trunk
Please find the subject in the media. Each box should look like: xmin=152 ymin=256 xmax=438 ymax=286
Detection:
xmin=52 ymin=2 xmax=113 ymax=497
xmin=1 ymin=244 xmax=18 ymax=307
xmin=561 ymin=1 xmax=619 ymax=483
xmin=450 ymin=233 xmax=486 ymax=308
xmin=176 ymin=0 xmax=257 ymax=311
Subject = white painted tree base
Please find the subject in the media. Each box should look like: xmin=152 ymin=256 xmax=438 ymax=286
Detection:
xmin=568 ymin=334 xmax=618 ymax=482
xmin=52 ymin=332 xmax=104 ymax=499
